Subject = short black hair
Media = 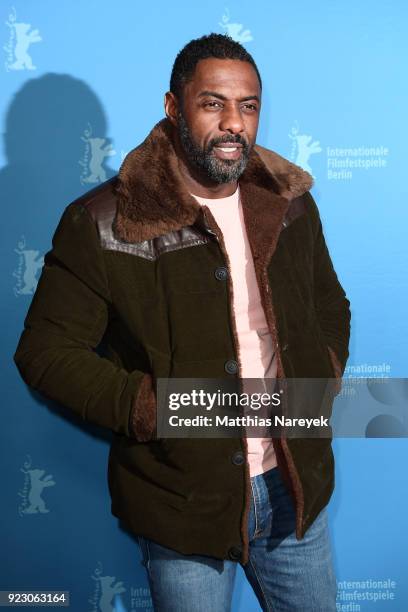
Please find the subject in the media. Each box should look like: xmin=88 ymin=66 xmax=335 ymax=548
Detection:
xmin=170 ymin=33 xmax=262 ymax=101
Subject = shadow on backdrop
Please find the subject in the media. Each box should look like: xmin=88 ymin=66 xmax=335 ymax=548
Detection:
xmin=3 ymin=73 xmax=121 ymax=444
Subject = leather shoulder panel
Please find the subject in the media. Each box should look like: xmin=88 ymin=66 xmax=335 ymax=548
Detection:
xmin=77 ymin=176 xmax=211 ymax=260
xmin=282 ymin=195 xmax=307 ymax=229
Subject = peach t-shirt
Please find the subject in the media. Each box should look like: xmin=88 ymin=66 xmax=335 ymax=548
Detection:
xmin=191 ymin=185 xmax=277 ymax=476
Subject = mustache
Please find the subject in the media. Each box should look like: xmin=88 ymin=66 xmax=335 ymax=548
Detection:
xmin=208 ymin=134 xmax=249 ymax=149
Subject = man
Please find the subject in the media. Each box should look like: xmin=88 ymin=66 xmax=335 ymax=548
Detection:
xmin=14 ymin=34 xmax=351 ymax=611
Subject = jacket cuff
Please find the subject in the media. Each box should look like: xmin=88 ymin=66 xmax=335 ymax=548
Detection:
xmin=327 ymin=345 xmax=343 ymax=396
xmin=129 ymin=373 xmax=157 ymax=441
xmin=327 ymin=345 xmax=343 ymax=378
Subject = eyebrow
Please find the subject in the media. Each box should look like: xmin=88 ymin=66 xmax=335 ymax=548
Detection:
xmin=197 ymin=90 xmax=260 ymax=103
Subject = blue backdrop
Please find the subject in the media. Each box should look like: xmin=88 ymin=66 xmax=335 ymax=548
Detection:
xmin=1 ymin=1 xmax=407 ymax=610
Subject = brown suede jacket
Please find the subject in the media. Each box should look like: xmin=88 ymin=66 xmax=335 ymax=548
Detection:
xmin=14 ymin=117 xmax=351 ymax=565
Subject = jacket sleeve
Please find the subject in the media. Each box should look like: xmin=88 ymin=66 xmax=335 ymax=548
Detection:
xmin=305 ymin=191 xmax=351 ymax=377
xmin=13 ymin=202 xmax=156 ymax=442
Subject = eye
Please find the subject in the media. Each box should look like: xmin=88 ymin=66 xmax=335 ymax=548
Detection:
xmin=204 ymin=101 xmax=223 ymax=108
xmin=242 ymin=103 xmax=258 ymax=111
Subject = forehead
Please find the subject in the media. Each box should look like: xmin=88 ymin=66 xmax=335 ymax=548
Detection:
xmin=184 ymin=58 xmax=261 ymax=98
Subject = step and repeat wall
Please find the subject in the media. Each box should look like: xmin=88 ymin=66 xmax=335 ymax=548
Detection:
xmin=1 ymin=1 xmax=407 ymax=610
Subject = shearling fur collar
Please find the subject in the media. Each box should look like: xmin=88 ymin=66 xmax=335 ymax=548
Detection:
xmin=113 ymin=117 xmax=313 ymax=244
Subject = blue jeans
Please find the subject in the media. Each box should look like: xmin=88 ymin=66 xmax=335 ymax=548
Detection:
xmin=137 ymin=466 xmax=337 ymax=611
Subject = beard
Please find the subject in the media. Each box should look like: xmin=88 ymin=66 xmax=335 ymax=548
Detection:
xmin=176 ymin=111 xmax=251 ymax=184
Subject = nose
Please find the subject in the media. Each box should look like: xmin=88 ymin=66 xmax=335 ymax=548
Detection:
xmin=218 ymin=104 xmax=245 ymax=135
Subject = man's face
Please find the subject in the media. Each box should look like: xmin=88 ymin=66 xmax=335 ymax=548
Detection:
xmin=174 ymin=58 xmax=261 ymax=184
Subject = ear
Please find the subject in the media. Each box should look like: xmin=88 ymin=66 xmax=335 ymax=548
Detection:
xmin=164 ymin=91 xmax=179 ymax=127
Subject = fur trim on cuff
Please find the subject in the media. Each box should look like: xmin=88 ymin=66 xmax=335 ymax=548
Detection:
xmin=130 ymin=373 xmax=157 ymax=441
xmin=327 ymin=345 xmax=343 ymax=396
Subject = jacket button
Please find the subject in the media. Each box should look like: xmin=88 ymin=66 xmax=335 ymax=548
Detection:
xmin=214 ymin=266 xmax=228 ymax=281
xmin=228 ymin=545 xmax=242 ymax=561
xmin=231 ymin=450 xmax=245 ymax=465
xmin=282 ymin=343 xmax=289 ymax=351
xmin=224 ymin=359 xmax=238 ymax=374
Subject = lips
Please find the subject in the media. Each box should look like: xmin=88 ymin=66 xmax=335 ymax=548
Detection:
xmin=214 ymin=143 xmax=243 ymax=150
xmin=213 ymin=143 xmax=244 ymax=160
